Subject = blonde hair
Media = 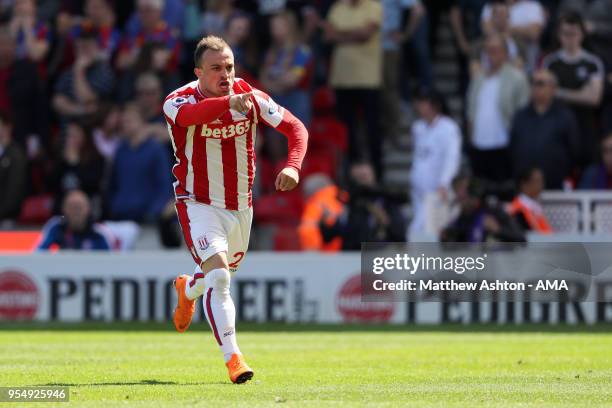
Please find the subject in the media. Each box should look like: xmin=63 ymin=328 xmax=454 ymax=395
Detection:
xmin=194 ymin=35 xmax=230 ymax=67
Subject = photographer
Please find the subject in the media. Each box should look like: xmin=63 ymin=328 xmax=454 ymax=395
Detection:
xmin=321 ymin=163 xmax=407 ymax=250
xmin=441 ymin=174 xmax=525 ymax=243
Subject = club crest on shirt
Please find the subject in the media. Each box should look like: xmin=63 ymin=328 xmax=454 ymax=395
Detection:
xmin=197 ymin=235 xmax=210 ymax=251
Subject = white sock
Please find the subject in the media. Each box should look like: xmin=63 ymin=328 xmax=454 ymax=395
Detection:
xmin=202 ymin=268 xmax=241 ymax=361
xmin=185 ymin=265 xmax=205 ymax=300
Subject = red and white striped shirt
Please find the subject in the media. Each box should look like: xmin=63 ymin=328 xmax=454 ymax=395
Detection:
xmin=163 ymin=78 xmax=307 ymax=211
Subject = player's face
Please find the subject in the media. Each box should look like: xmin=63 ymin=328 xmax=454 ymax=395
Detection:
xmin=195 ymin=47 xmax=235 ymax=97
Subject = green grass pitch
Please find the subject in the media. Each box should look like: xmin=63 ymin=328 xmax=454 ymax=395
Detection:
xmin=1 ymin=323 xmax=611 ymax=407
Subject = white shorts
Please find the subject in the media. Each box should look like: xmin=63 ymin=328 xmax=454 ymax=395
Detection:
xmin=175 ymin=200 xmax=252 ymax=273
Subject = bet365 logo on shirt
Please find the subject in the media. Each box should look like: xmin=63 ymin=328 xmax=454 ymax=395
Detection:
xmin=201 ymin=121 xmax=251 ymax=139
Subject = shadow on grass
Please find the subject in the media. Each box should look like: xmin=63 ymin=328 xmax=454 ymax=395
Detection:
xmin=38 ymin=379 xmax=228 ymax=386
xmin=2 ymin=321 xmax=612 ymax=333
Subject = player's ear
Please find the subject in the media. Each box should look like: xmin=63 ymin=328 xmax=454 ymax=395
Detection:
xmin=194 ymin=67 xmax=202 ymax=78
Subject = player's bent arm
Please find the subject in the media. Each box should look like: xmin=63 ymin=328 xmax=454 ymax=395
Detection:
xmin=276 ymin=109 xmax=308 ymax=173
xmin=164 ymin=95 xmax=231 ymax=127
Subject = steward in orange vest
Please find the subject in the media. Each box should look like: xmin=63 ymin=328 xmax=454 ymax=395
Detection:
xmin=507 ymin=168 xmax=552 ymax=234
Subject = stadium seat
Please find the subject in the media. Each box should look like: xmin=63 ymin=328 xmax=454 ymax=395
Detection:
xmin=253 ymin=189 xmax=304 ymax=226
xmin=301 ymin=149 xmax=338 ymax=180
xmin=308 ymin=116 xmax=347 ymax=153
xmin=593 ymin=202 xmax=612 ymax=234
xmin=542 ymin=202 xmax=580 ymax=233
xmin=273 ymin=226 xmax=302 ymax=251
xmin=17 ymin=194 xmax=54 ymax=225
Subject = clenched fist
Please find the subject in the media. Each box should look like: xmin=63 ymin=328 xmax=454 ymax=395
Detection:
xmin=275 ymin=167 xmax=300 ymax=191
xmin=230 ymin=92 xmax=253 ymax=114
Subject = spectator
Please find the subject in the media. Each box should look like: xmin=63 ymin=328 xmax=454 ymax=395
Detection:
xmin=38 ymin=190 xmax=112 ymax=250
xmin=0 ymin=111 xmax=27 ymax=224
xmin=467 ymin=33 xmax=529 ymax=183
xmin=507 ymin=167 xmax=552 ymax=233
xmin=8 ymin=0 xmax=51 ymax=63
xmin=441 ymin=175 xmax=526 ymax=242
xmin=409 ymin=89 xmax=462 ymax=237
xmin=52 ymin=26 xmax=115 ymax=122
xmin=578 ymin=133 xmax=612 ymax=189
xmin=0 ymin=24 xmax=49 ymax=148
xmin=400 ymin=1 xmax=432 ymax=95
xmin=381 ymin=0 xmax=427 ymax=144
xmin=510 ymin=69 xmax=580 ymax=189
xmin=471 ymin=0 xmax=522 ymax=73
xmin=298 ymin=173 xmax=346 ymax=251
xmin=202 ymin=0 xmax=237 ymax=37
xmin=322 ymin=162 xmax=407 ymax=249
xmin=116 ymin=0 xmax=180 ymax=78
xmin=450 ymin=0 xmax=488 ymax=55
xmin=134 ymin=72 xmax=172 ymax=163
xmin=543 ymin=12 xmax=604 ymax=163
xmin=260 ymin=10 xmax=313 ymax=126
xmin=322 ymin=0 xmax=384 ymax=179
xmin=125 ymin=0 xmax=186 ymax=36
xmin=583 ymin=0 xmax=612 ymax=135
xmin=134 ymin=72 xmax=165 ymax=124
xmin=481 ymin=0 xmax=545 ymax=72
xmin=224 ymin=11 xmax=259 ymax=84
xmin=92 ymin=103 xmax=121 ymax=163
xmin=449 ymin=0 xmax=489 ymax=96
xmin=50 ymin=121 xmax=105 ymax=214
xmin=73 ymin=0 xmax=121 ymax=60
xmin=107 ymin=103 xmax=173 ymax=223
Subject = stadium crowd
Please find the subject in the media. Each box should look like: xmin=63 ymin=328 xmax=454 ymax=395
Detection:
xmin=0 ymin=0 xmax=611 ymax=250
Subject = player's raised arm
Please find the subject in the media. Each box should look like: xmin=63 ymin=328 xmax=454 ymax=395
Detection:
xmin=252 ymin=89 xmax=308 ymax=191
xmin=163 ymin=94 xmax=230 ymax=127
xmin=164 ymin=92 xmax=255 ymax=128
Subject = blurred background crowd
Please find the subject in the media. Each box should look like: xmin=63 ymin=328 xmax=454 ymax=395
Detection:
xmin=0 ymin=0 xmax=611 ymax=251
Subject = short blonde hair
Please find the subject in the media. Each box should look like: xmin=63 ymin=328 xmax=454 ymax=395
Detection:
xmin=194 ymin=35 xmax=229 ymax=67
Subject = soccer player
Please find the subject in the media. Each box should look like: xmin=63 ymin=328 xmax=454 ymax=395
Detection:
xmin=162 ymin=36 xmax=307 ymax=384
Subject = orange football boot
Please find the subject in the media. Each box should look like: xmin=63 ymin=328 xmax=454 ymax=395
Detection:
xmin=226 ymin=354 xmax=254 ymax=384
xmin=173 ymin=275 xmax=195 ymax=332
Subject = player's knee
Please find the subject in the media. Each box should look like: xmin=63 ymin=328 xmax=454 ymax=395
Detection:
xmin=205 ymin=267 xmax=231 ymax=290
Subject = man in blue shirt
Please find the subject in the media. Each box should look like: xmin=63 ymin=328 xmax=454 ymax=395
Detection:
xmin=38 ymin=190 xmax=112 ymax=250
xmin=107 ymin=103 xmax=173 ymax=223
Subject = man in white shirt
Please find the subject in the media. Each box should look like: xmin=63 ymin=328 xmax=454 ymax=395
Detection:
xmin=409 ymin=90 xmax=462 ymax=238
xmin=467 ymin=34 xmax=529 ymax=183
